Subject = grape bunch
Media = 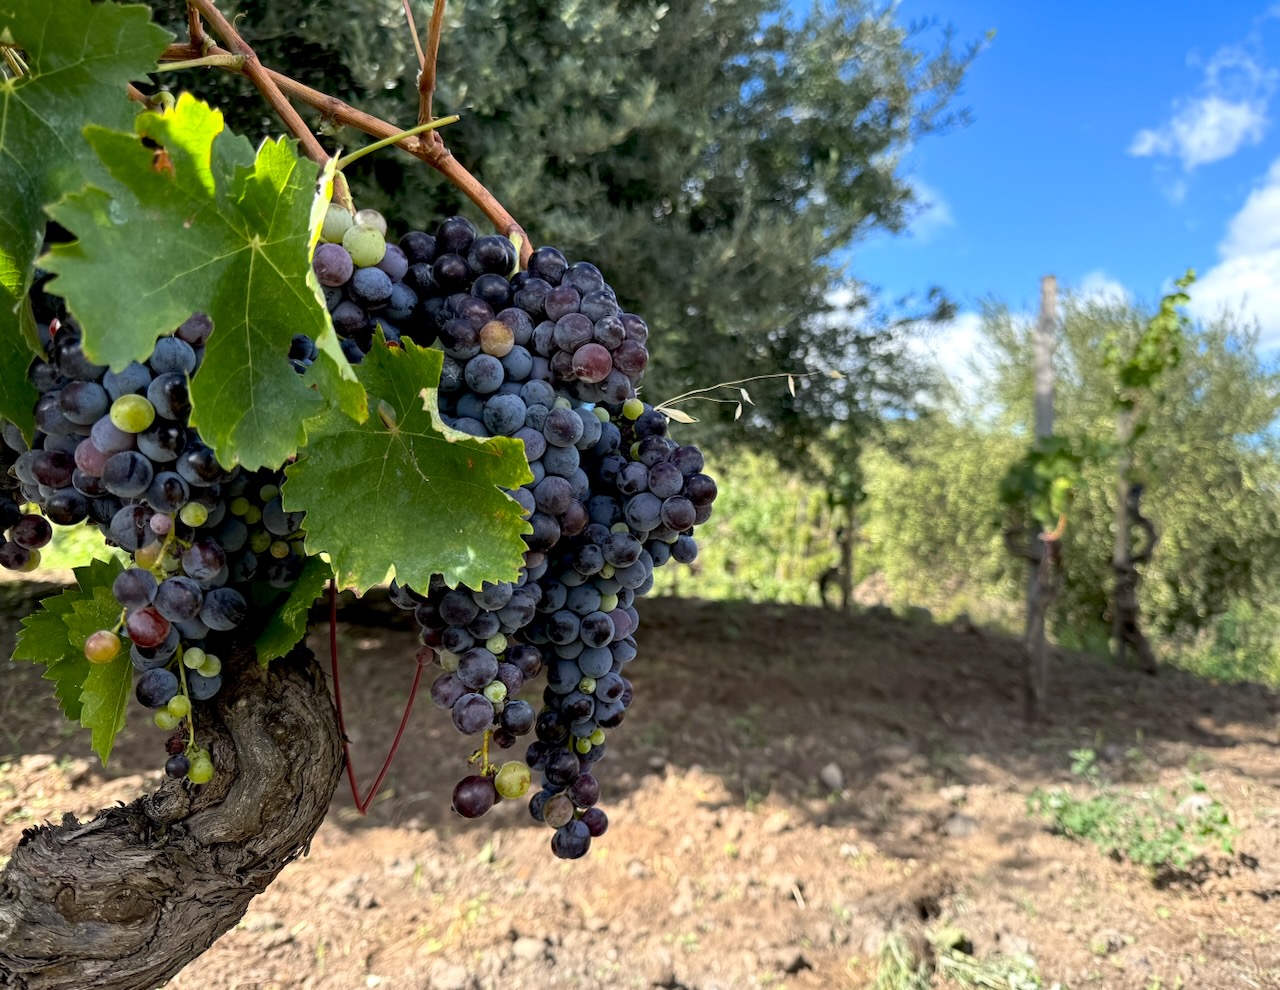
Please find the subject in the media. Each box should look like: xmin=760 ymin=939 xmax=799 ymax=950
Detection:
xmin=5 ymin=289 xmax=308 ymax=784
xmin=310 ymin=205 xmax=717 ymax=859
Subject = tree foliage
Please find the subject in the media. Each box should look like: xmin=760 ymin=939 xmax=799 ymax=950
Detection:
xmin=148 ymin=0 xmax=976 ymax=449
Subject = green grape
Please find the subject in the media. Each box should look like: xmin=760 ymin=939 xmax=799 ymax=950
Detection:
xmin=229 ymin=497 xmax=250 ymax=516
xmin=259 ymin=484 xmax=281 ymax=501
xmin=483 ymin=681 xmax=508 ymax=704
xmin=598 ymin=593 xmax=619 ymax=613
xmin=575 ymin=736 xmax=592 ymax=754
xmin=110 ymin=394 xmax=156 ymax=433
xmin=438 ymin=650 xmax=459 ymax=673
xmin=187 ymin=756 xmax=214 ymax=784
xmin=198 ymin=655 xmax=222 ymax=678
xmin=18 ymin=549 xmax=40 ymax=573
xmin=154 ymin=710 xmax=180 ymax=730
xmin=622 ymin=397 xmax=645 ymax=420
xmin=592 ymin=407 xmax=610 ymax=422
xmin=342 ymin=223 xmax=387 ymax=267
xmin=269 ymin=540 xmax=290 ymax=559
xmin=599 ymin=564 xmax=615 ymax=579
xmin=241 ymin=505 xmax=262 ymax=525
xmin=553 ymin=396 xmax=572 ymax=410
xmin=485 ymin=633 xmax=507 ymax=654
xmin=321 ymin=203 xmax=354 ymax=243
xmin=249 ymin=529 xmax=272 ymax=554
xmin=167 ymin=694 xmax=191 ymax=719
xmin=179 ymin=502 xmax=208 ymax=527
xmin=354 ymin=209 xmax=388 ymax=237
xmin=182 ymin=646 xmax=207 ymax=669
xmin=494 ymin=761 xmax=531 ymax=800
xmin=589 ymin=728 xmax=606 ymax=746
xmin=578 ymin=676 xmax=597 ymax=694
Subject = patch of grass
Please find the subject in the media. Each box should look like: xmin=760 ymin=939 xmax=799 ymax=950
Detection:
xmin=873 ymin=927 xmax=1056 ymax=990
xmin=1027 ymin=749 xmax=1237 ymax=876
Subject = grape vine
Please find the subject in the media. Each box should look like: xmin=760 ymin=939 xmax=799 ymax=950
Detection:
xmin=0 ymin=0 xmax=717 ymax=863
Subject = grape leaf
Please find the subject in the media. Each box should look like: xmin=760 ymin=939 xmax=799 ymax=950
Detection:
xmin=80 ymin=649 xmax=132 ymax=766
xmin=283 ymin=336 xmax=533 ymax=592
xmin=11 ymin=555 xmax=123 ymax=724
xmin=0 ymin=0 xmax=170 ymax=438
xmin=43 ymin=93 xmax=358 ymax=471
xmin=255 ymin=555 xmax=331 ymax=666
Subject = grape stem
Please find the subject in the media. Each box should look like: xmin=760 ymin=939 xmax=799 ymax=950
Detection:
xmin=401 ymin=0 xmax=427 ymax=76
xmin=184 ymin=0 xmax=330 ymax=167
xmin=185 ymin=0 xmax=208 ymax=54
xmin=328 ymin=578 xmax=428 ymax=813
xmin=419 ymin=0 xmax=447 ymax=128
xmin=157 ymin=40 xmax=533 ymax=266
xmin=175 ymin=649 xmax=196 ymax=751
xmin=335 ymin=116 xmax=461 ymax=172
xmin=152 ymin=53 xmax=247 ymax=73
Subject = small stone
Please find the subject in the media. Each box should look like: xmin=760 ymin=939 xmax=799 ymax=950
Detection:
xmin=512 ymin=936 xmax=546 ymax=961
xmin=839 ymin=842 xmax=861 ymax=859
xmin=941 ymin=813 xmax=979 ymax=838
xmin=819 ymin=762 xmax=844 ymax=792
xmin=241 ymin=911 xmax=283 ymax=933
xmin=762 ymin=811 xmax=791 ymax=834
xmin=430 ymin=962 xmax=475 ymax=990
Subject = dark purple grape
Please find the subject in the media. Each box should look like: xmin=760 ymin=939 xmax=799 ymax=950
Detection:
xmin=452 ymin=774 xmax=496 ymax=818
xmin=136 ymin=667 xmax=179 ymax=709
xmin=165 ymin=753 xmax=191 ymax=778
xmin=551 ymin=819 xmax=591 ymax=859
xmin=113 ymin=566 xmax=158 ymax=608
xmin=451 ymin=693 xmax=495 ymax=734
xmin=436 ymin=216 xmax=477 ymax=257
xmin=431 ymin=672 xmax=465 ymax=710
xmin=200 ymin=587 xmax=246 ymax=631
xmin=580 ymin=807 xmax=609 ymax=837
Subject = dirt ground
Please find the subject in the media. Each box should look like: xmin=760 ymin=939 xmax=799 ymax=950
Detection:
xmin=1 ymin=588 xmax=1278 ymax=990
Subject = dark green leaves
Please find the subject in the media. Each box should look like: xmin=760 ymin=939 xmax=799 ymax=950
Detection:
xmin=44 ymin=93 xmax=355 ymax=470
xmin=255 ymin=555 xmax=331 ymax=665
xmin=284 ymin=336 xmax=533 ymax=592
xmin=0 ymin=0 xmax=170 ymax=437
xmin=12 ymin=555 xmax=129 ymax=763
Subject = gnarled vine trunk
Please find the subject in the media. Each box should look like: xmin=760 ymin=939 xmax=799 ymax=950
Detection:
xmin=0 ymin=644 xmax=342 ymax=990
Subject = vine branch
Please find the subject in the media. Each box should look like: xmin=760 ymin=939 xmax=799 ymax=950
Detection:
xmin=158 ymin=40 xmax=532 ymax=264
xmin=419 ymin=0 xmax=447 ymax=127
xmin=401 ymin=0 xmax=427 ymax=74
xmin=186 ymin=0 xmax=329 ymax=166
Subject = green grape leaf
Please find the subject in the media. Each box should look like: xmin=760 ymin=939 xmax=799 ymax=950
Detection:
xmin=80 ymin=649 xmax=132 ymax=766
xmin=43 ymin=93 xmax=358 ymax=471
xmin=283 ymin=336 xmax=533 ymax=592
xmin=11 ymin=554 xmax=123 ymax=726
xmin=255 ymin=555 xmax=332 ymax=666
xmin=0 ymin=0 xmax=170 ymax=438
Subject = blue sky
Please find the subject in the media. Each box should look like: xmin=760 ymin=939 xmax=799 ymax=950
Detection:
xmin=843 ymin=1 xmax=1280 ymax=360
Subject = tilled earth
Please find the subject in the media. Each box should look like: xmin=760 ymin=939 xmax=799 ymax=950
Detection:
xmin=1 ymin=590 xmax=1278 ymax=989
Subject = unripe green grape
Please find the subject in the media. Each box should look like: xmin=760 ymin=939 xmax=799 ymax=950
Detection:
xmin=198 ymin=655 xmax=222 ymax=678
xmin=270 ymin=540 xmax=290 ymax=559
xmin=179 ymin=502 xmax=208 ymax=527
xmin=249 ymin=530 xmax=272 ymax=553
xmin=494 ymin=760 xmax=531 ymax=800
xmin=610 ymin=522 xmax=630 ymax=533
xmin=438 ymin=650 xmax=460 ymax=672
xmin=589 ymin=728 xmax=606 ymax=746
xmin=485 ymin=633 xmax=507 ymax=654
xmin=259 ymin=484 xmax=280 ymax=502
xmin=241 ymin=505 xmax=262 ymax=524
xmin=553 ymin=396 xmax=572 ymax=410
xmin=18 ymin=549 xmax=40 ymax=573
xmin=622 ymin=397 xmax=645 ymax=420
xmin=593 ymin=407 xmax=610 ymax=422
xmin=84 ymin=629 xmax=120 ymax=664
xmin=342 ymin=223 xmax=387 ymax=267
xmin=321 ymin=203 xmax=354 ymax=243
xmin=182 ymin=646 xmax=207 ymax=669
xmin=575 ymin=736 xmax=592 ymax=754
xmin=187 ymin=756 xmax=215 ymax=784
xmin=598 ymin=593 xmax=619 ymax=612
xmin=154 ymin=710 xmax=180 ymax=730
xmin=354 ymin=209 xmax=388 ymax=237
xmin=578 ymin=676 xmax=597 ymax=694
xmin=167 ymin=694 xmax=191 ymax=719
xmin=483 ymin=680 xmax=508 ymax=704
xmin=599 ymin=564 xmax=615 ymax=579
xmin=110 ymin=394 xmax=156 ymax=433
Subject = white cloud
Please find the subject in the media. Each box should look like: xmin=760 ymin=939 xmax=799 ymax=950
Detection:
xmin=1187 ymin=157 xmax=1280 ymax=348
xmin=910 ymin=310 xmax=988 ymax=403
xmin=1129 ymin=46 xmax=1275 ymax=170
xmin=1077 ymin=270 xmax=1132 ymax=305
xmin=906 ymin=179 xmax=954 ymax=243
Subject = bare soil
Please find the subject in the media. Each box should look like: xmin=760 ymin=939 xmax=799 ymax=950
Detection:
xmin=1 ymin=589 xmax=1278 ymax=989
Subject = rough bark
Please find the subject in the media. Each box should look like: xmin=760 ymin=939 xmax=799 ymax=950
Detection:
xmin=0 ymin=643 xmax=342 ymax=990
xmin=1113 ymin=482 xmax=1159 ymax=675
xmin=1024 ymin=531 xmax=1062 ymax=724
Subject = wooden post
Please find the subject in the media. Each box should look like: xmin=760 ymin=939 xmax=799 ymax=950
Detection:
xmin=1024 ymin=275 xmax=1057 ymax=722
